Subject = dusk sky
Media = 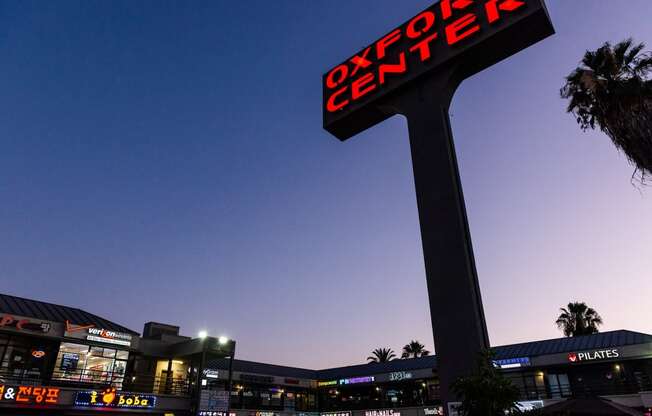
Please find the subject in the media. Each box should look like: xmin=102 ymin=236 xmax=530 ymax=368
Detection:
xmin=1 ymin=1 xmax=651 ymax=369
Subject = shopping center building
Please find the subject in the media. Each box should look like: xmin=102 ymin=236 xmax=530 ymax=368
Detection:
xmin=1 ymin=293 xmax=651 ymax=415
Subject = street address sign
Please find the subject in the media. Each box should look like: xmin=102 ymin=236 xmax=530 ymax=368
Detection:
xmin=323 ymin=0 xmax=554 ymax=140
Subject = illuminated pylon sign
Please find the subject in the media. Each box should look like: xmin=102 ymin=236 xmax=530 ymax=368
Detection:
xmin=322 ymin=0 xmax=554 ymax=413
xmin=323 ymin=0 xmax=554 ymax=139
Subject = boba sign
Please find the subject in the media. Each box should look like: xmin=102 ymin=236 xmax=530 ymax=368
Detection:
xmin=75 ymin=388 xmax=156 ymax=409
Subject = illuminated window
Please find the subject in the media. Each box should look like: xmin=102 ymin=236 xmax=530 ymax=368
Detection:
xmin=53 ymin=342 xmax=128 ymax=388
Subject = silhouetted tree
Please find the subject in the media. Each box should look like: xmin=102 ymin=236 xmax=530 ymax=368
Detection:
xmin=367 ymin=348 xmax=396 ymax=363
xmin=561 ymin=38 xmax=652 ymax=184
xmin=401 ymin=340 xmax=430 ymax=359
xmin=452 ymin=350 xmax=521 ymax=416
xmin=556 ymin=301 xmax=603 ymax=337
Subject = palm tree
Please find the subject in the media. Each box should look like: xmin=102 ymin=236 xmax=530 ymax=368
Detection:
xmin=561 ymin=38 xmax=652 ymax=184
xmin=401 ymin=340 xmax=430 ymax=359
xmin=555 ymin=301 xmax=603 ymax=337
xmin=367 ymin=348 xmax=396 ymax=363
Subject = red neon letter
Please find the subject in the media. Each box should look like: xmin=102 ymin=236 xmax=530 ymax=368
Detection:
xmin=45 ymin=388 xmax=61 ymax=404
xmin=406 ymin=11 xmax=436 ymax=39
xmin=16 ymin=386 xmax=32 ymax=403
xmin=326 ymin=65 xmax=349 ymax=89
xmin=350 ymin=47 xmax=372 ymax=77
xmin=485 ymin=0 xmax=525 ymax=23
xmin=379 ymin=52 xmax=407 ymax=85
xmin=440 ymin=0 xmax=474 ymax=20
xmin=326 ymin=87 xmax=349 ymax=112
xmin=376 ymin=29 xmax=401 ymax=60
xmin=445 ymin=13 xmax=480 ymax=45
xmin=409 ymin=33 xmax=438 ymax=61
xmin=0 ymin=315 xmax=13 ymax=327
xmin=351 ymin=73 xmax=376 ymax=100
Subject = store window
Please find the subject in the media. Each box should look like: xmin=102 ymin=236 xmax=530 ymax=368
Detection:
xmin=0 ymin=335 xmax=54 ymax=379
xmin=546 ymin=373 xmax=570 ymax=398
xmin=53 ymin=342 xmax=128 ymax=387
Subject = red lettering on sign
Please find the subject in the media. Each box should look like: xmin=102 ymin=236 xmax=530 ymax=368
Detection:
xmin=16 ymin=386 xmax=32 ymax=403
xmin=326 ymin=87 xmax=349 ymax=112
xmin=32 ymin=387 xmax=46 ymax=403
xmin=350 ymin=47 xmax=372 ymax=77
xmin=379 ymin=52 xmax=407 ymax=85
xmin=352 ymin=73 xmax=376 ymax=100
xmin=0 ymin=384 xmax=59 ymax=405
xmin=326 ymin=65 xmax=349 ymax=89
xmin=445 ymin=13 xmax=480 ymax=45
xmin=376 ymin=29 xmax=401 ymax=60
xmin=441 ymin=0 xmax=474 ymax=20
xmin=406 ymin=11 xmax=436 ymax=39
xmin=409 ymin=33 xmax=439 ymax=61
xmin=45 ymin=388 xmax=61 ymax=404
xmin=323 ymin=0 xmax=540 ymax=116
xmin=0 ymin=315 xmax=13 ymax=327
xmin=485 ymin=0 xmax=525 ymax=23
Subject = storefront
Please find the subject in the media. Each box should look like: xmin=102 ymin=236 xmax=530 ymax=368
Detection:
xmin=3 ymin=292 xmax=652 ymax=414
xmin=496 ymin=343 xmax=652 ymax=400
xmin=0 ymin=294 xmax=190 ymax=415
xmin=52 ymin=323 xmax=136 ymax=387
xmin=0 ymin=312 xmax=64 ymax=381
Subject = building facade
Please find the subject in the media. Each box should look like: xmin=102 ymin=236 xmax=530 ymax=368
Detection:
xmin=1 ymin=293 xmax=651 ymax=415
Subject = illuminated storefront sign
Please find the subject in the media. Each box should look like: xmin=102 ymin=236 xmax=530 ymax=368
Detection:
xmin=318 ymin=380 xmax=338 ymax=387
xmin=31 ymin=349 xmax=46 ymax=358
xmin=240 ymin=374 xmax=275 ymax=384
xmin=339 ymin=376 xmax=375 ymax=385
xmin=365 ymin=410 xmax=401 ymax=416
xmin=0 ymin=314 xmax=52 ymax=334
xmin=322 ymin=412 xmax=352 ymax=416
xmin=389 ymin=371 xmax=413 ymax=381
xmin=284 ymin=378 xmax=300 ymax=385
xmin=199 ymin=413 xmax=236 ymax=416
xmin=203 ymin=369 xmax=220 ymax=379
xmin=567 ymin=349 xmax=620 ymax=363
xmin=75 ymin=388 xmax=156 ymax=409
xmin=515 ymin=400 xmax=544 ymax=411
xmin=493 ymin=357 xmax=531 ymax=369
xmin=86 ymin=327 xmax=132 ymax=346
xmin=65 ymin=322 xmax=133 ymax=347
xmin=423 ymin=408 xmax=444 ymax=416
xmin=0 ymin=385 xmax=61 ymax=405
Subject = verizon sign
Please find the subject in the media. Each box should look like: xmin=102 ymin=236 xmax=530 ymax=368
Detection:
xmin=86 ymin=328 xmax=132 ymax=346
xmin=567 ymin=349 xmax=620 ymax=363
xmin=65 ymin=324 xmax=133 ymax=348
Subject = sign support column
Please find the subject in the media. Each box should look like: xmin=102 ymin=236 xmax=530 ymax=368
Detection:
xmin=390 ymin=75 xmax=490 ymax=409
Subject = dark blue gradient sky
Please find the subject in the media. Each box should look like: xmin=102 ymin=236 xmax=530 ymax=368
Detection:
xmin=1 ymin=0 xmax=651 ymax=368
